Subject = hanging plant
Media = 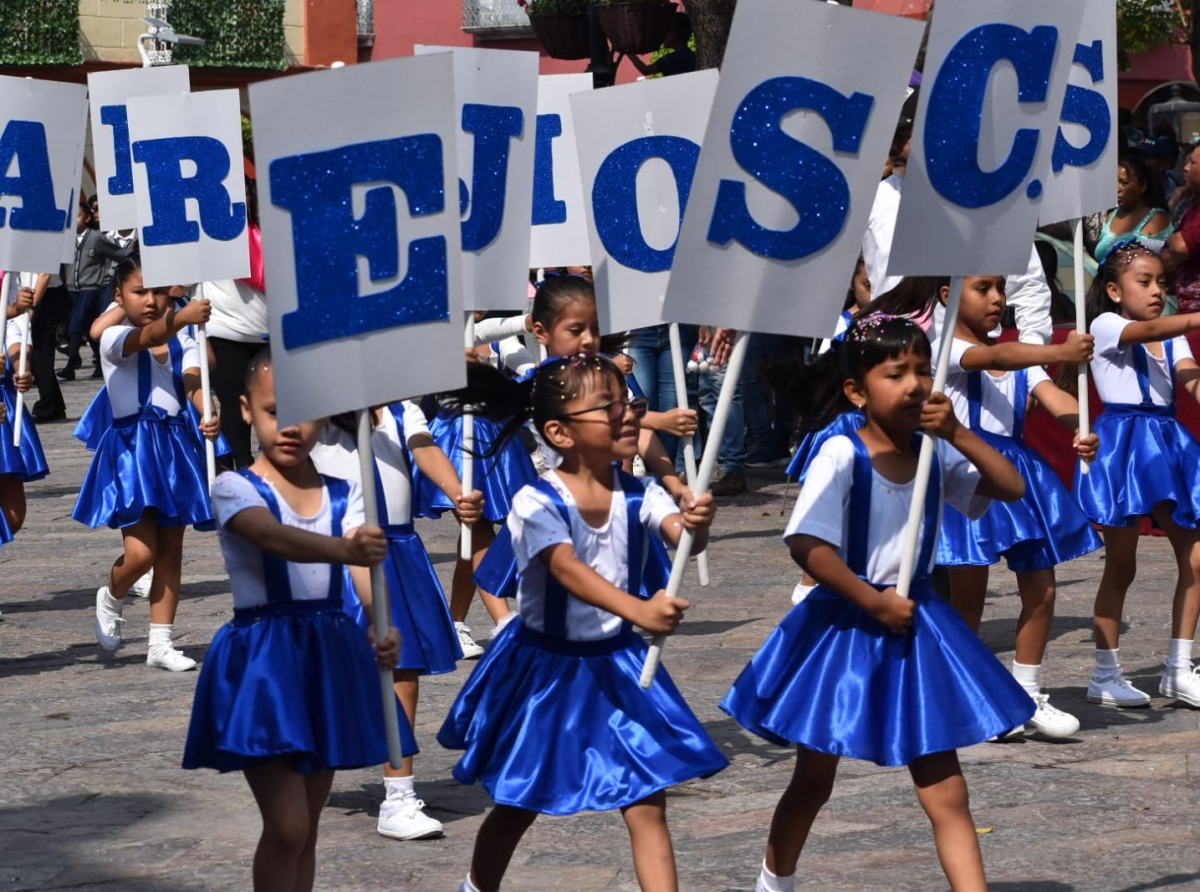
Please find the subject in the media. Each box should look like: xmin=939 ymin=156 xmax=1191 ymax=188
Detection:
xmin=520 ymin=0 xmax=591 ymax=60
xmin=168 ymin=0 xmax=288 ymax=70
xmin=520 ymin=0 xmax=589 ymax=12
xmin=0 ymin=0 xmax=82 ymax=66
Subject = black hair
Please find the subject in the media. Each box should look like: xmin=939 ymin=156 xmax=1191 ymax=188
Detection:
xmin=1085 ymin=239 xmax=1165 ymax=325
xmin=531 ymin=274 xmax=595 ymax=331
xmin=1118 ymin=151 xmax=1167 ymax=210
xmin=843 ymin=255 xmax=867 ymax=311
xmin=766 ymin=315 xmax=932 ymax=432
xmin=112 ymin=256 xmax=142 ymax=290
xmin=669 ymin=11 xmax=692 ymax=42
xmin=600 ymin=331 xmax=630 ymax=357
xmin=242 ymin=345 xmax=273 ymax=396
xmin=860 ymin=276 xmax=947 ymax=321
xmin=439 ymin=354 xmax=626 ymax=456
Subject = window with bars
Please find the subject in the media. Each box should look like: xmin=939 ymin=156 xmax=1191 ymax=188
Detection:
xmin=462 ymin=0 xmax=533 ymax=35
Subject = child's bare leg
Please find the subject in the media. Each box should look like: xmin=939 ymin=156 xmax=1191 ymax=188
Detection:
xmin=1094 ymin=524 xmax=1140 ymax=650
xmin=470 ymin=521 xmax=509 ymax=623
xmin=148 ymin=526 xmax=185 ymax=625
xmin=1151 ymin=506 xmax=1200 ymax=643
xmin=621 ymin=790 xmax=677 ymax=892
xmin=1014 ymin=568 xmax=1056 ymax=666
xmin=909 ymin=751 xmax=986 ymax=892
xmin=948 ymin=565 xmax=989 ymax=634
xmin=243 ymin=760 xmax=329 ymax=892
xmin=295 ymin=770 xmax=335 ymax=892
xmin=452 ymin=522 xmax=503 ymax=622
xmin=470 ymin=804 xmax=538 ymax=892
xmin=0 ymin=474 xmax=26 ymax=533
xmin=764 ymin=748 xmax=840 ymax=878
xmin=111 ymin=513 xmax=157 ymax=599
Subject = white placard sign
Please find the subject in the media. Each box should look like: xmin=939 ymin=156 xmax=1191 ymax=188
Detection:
xmin=663 ymin=1 xmax=923 ymax=336
xmin=1038 ymin=0 xmax=1118 ymax=225
xmin=87 ymin=66 xmax=190 ymax=232
xmin=127 ymin=89 xmax=250 ymax=288
xmin=250 ymin=54 xmax=466 ymax=427
xmin=530 ymin=73 xmax=592 ymax=270
xmin=0 ymin=76 xmax=88 ymax=273
xmin=415 ymin=46 xmax=538 ymax=311
xmin=61 ymin=106 xmax=89 ymax=266
xmin=889 ymin=0 xmax=1087 ymax=276
xmin=572 ymin=69 xmax=719 ymax=335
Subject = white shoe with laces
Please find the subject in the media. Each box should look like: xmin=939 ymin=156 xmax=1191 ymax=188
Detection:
xmin=94 ymin=586 xmax=125 ymax=651
xmin=1027 ymin=693 xmax=1081 ymax=738
xmin=1087 ymin=669 xmax=1151 ymax=707
xmin=1160 ymin=664 xmax=1200 ymax=707
xmin=127 ymin=568 xmax=154 ymax=599
xmin=146 ymin=644 xmax=197 ymax=672
xmin=377 ymin=794 xmax=444 ymax=840
xmin=455 ymin=622 xmax=484 ymax=659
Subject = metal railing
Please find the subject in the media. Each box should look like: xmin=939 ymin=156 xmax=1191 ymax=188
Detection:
xmin=462 ymin=0 xmax=532 ymax=34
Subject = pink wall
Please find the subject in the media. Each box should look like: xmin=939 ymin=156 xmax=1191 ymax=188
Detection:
xmin=1120 ymin=43 xmax=1194 ymax=111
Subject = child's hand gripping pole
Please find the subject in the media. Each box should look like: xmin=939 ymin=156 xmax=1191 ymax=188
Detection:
xmin=668 ymin=322 xmax=709 ymax=587
xmin=641 ymin=330 xmax=750 ymax=688
xmin=896 ymin=277 xmax=964 ymax=600
xmin=197 ymin=323 xmax=216 ymax=488
xmin=357 ymin=408 xmax=404 ymax=770
xmin=1074 ymin=220 xmax=1090 ymax=476
xmin=460 ymin=314 xmax=475 ymax=561
xmin=12 ymin=309 xmax=28 ymax=448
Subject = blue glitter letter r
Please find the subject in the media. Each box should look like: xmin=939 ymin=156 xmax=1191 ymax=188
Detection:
xmin=133 ymin=136 xmax=247 ymax=245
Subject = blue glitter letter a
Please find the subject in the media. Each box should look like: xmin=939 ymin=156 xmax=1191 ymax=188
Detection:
xmin=0 ymin=120 xmax=67 ymax=233
xmin=271 ymin=135 xmax=451 ymax=350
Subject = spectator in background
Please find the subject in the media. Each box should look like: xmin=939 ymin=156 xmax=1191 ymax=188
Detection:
xmin=626 ymin=13 xmax=695 ymax=78
xmin=1163 ymin=143 xmax=1200 ymax=314
xmin=1092 ymin=151 xmax=1172 ymax=262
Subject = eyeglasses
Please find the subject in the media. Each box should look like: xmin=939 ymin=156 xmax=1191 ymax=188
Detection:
xmin=560 ymin=397 xmax=649 ymax=424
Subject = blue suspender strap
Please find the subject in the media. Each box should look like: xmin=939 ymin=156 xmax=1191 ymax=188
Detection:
xmin=531 ymin=478 xmax=573 ymax=638
xmin=914 ymin=439 xmax=941 ymax=583
xmin=966 ymin=371 xmax=983 ymax=430
xmin=1012 ymin=368 xmax=1027 ymax=440
xmin=136 ymin=343 xmax=152 ymax=407
xmin=134 ymin=335 xmax=188 ymax=411
xmin=236 ymin=469 xmax=295 ymax=605
xmin=1132 ymin=340 xmax=1177 ymax=406
xmin=626 ymin=372 xmax=646 ymax=400
xmin=322 ymin=475 xmax=348 ymax=602
xmin=969 ymin=368 xmax=1028 ymax=439
xmin=846 ymin=434 xmax=873 ymax=577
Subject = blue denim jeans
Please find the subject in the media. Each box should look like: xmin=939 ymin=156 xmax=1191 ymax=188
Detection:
xmin=742 ymin=333 xmax=804 ymax=464
xmin=697 ymin=361 xmax=746 ymax=475
xmin=626 ymin=323 xmax=698 ymax=468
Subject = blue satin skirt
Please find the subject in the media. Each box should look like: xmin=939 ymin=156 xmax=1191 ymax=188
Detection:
xmin=786 ymin=410 xmax=865 ymax=482
xmin=938 ymin=435 xmax=1101 ymax=572
xmin=72 ymin=414 xmax=214 ymax=529
xmin=342 ymin=525 xmax=462 ymax=674
xmin=721 ymin=585 xmax=1035 ymax=766
xmin=438 ymin=619 xmax=729 ymax=815
xmin=74 ymin=388 xmax=231 ymax=458
xmin=183 ymin=599 xmax=418 ymax=773
xmin=0 ymin=377 xmax=48 ymax=481
xmin=1075 ymin=408 xmax=1200 ymax=528
xmin=417 ymin=412 xmax=537 ymax=522
xmin=473 ymin=523 xmax=519 ymax=600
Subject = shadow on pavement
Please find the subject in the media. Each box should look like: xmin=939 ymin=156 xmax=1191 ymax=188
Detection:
xmin=1116 ymin=873 xmax=1200 ymax=892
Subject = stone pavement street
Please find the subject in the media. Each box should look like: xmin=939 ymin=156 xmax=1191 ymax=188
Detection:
xmin=3 ymin=375 xmax=1200 ymax=891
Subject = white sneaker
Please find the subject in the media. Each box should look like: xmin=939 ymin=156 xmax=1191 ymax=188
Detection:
xmin=94 ymin=586 xmax=125 ymax=652
xmin=455 ymin=622 xmax=484 ymax=659
xmin=146 ymin=644 xmax=197 ymax=672
xmin=1027 ymin=693 xmax=1081 ymax=738
xmin=1087 ymin=670 xmax=1151 ymax=707
xmin=1159 ymin=664 xmax=1200 ymax=707
xmin=791 ymin=583 xmax=814 ymax=606
xmin=377 ymin=795 xmax=444 ymax=840
xmin=127 ymin=568 xmax=153 ymax=599
xmin=986 ymin=726 xmax=1025 ymax=743
xmin=491 ymin=612 xmax=517 ymax=638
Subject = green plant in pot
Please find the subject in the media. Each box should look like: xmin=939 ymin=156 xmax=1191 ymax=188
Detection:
xmin=521 ymin=0 xmax=592 ymax=60
xmin=594 ymin=0 xmax=677 ymax=56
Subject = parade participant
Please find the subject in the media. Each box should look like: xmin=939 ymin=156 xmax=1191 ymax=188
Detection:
xmin=1076 ymin=241 xmax=1200 ymax=707
xmin=183 ymin=347 xmax=412 ymax=892
xmin=438 ymin=354 xmax=727 ymax=892
xmin=75 ymin=258 xmax=219 ymax=670
xmin=935 ymin=275 xmax=1101 ymax=739
xmin=1 ymin=281 xmax=47 ymax=536
xmin=721 ymin=315 xmax=1032 ymax=892
xmin=312 ymin=403 xmax=482 ymax=841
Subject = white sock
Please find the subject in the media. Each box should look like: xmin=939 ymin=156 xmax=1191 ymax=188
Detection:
xmin=384 ymin=775 xmax=415 ymax=799
xmin=1011 ymin=661 xmax=1042 ymax=697
xmin=103 ymin=589 xmax=125 ymax=612
xmin=756 ymin=861 xmax=795 ymax=892
xmin=148 ymin=623 xmax=174 ymax=650
xmin=459 ymin=875 xmax=482 ymax=892
xmin=1094 ymin=648 xmax=1120 ymax=676
xmin=791 ymin=583 xmax=814 ymax=606
xmin=1166 ymin=638 xmax=1195 ymax=670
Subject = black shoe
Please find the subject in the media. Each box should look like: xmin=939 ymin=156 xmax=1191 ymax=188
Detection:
xmin=90 ymin=367 xmax=104 ymax=380
xmin=57 ymin=367 xmax=75 ymax=381
xmin=711 ymin=473 xmax=747 ymax=496
xmin=64 ymin=355 xmax=82 ymax=371
xmin=32 ymin=408 xmax=66 ymax=423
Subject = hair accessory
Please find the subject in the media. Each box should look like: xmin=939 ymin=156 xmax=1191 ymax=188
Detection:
xmin=1099 ymin=236 xmax=1156 ymax=270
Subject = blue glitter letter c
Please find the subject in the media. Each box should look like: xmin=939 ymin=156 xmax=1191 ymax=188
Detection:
xmin=270 ymin=135 xmax=451 ymax=350
xmin=1051 ymin=40 xmax=1110 ymax=174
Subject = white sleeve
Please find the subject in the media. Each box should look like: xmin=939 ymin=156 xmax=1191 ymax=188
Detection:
xmin=401 ymin=400 xmax=430 ymax=441
xmin=176 ymin=329 xmax=202 ymax=371
xmin=1005 ymin=245 xmax=1053 ymax=346
xmin=946 ymin=338 xmax=970 ymax=374
xmin=343 ymin=479 xmax=366 ymax=530
xmin=783 ymin=436 xmax=854 ymax=547
xmin=509 ymin=485 xmax=572 ymax=571
xmin=863 ymin=177 xmax=903 ymax=298
xmin=212 ymin=471 xmax=268 ymax=528
xmin=1173 ymin=334 xmax=1195 ymax=366
xmin=1091 ymin=313 xmax=1127 ymax=359
xmin=1027 ymin=364 xmax=1051 ymax=390
xmin=637 ymin=478 xmax=680 ymax=539
xmin=101 ymin=326 xmax=132 ymax=365
xmin=938 ymin=440 xmax=989 ymax=520
xmin=474 ymin=315 xmax=529 ymax=345
xmin=499 ymin=337 xmax=537 ymax=376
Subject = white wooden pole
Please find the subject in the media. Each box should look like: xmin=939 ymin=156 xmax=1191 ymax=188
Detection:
xmin=357 ymin=408 xmax=404 ymax=770
xmin=896 ymin=277 xmax=963 ymax=600
xmin=197 ymin=323 xmax=216 ymax=487
xmin=12 ymin=309 xmax=28 ymax=448
xmin=641 ymin=331 xmax=749 ymax=688
xmin=1074 ymin=219 xmax=1090 ymax=475
xmin=668 ymin=322 xmax=709 ymax=586
xmin=460 ymin=314 xmax=475 ymax=561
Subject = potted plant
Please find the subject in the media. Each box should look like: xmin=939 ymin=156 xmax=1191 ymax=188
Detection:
xmin=594 ymin=0 xmax=677 ymax=56
xmin=520 ymin=0 xmax=591 ymax=60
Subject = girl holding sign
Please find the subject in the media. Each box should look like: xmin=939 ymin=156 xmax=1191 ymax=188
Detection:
xmin=438 ymin=354 xmax=726 ymax=892
xmin=1076 ymin=241 xmax=1200 ymax=709
xmin=183 ymin=348 xmax=411 ymax=892
xmin=1 ymin=282 xmax=47 ymax=538
xmin=934 ymin=275 xmax=1101 ymax=740
xmin=76 ymin=258 xmax=220 ymax=671
xmin=721 ymin=316 xmax=1032 ymax=892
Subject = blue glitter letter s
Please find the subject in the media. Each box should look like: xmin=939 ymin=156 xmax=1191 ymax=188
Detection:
xmin=133 ymin=136 xmax=247 ymax=245
xmin=270 ymin=135 xmax=451 ymax=350
xmin=1051 ymin=40 xmax=1110 ymax=173
xmin=460 ymin=103 xmax=523 ymax=252
xmin=0 ymin=120 xmax=67 ymax=232
xmin=100 ymin=105 xmax=135 ymax=196
xmin=925 ymin=23 xmax=1058 ymax=208
xmin=592 ymin=136 xmax=699 ymax=273
xmin=708 ymin=76 xmax=872 ymax=261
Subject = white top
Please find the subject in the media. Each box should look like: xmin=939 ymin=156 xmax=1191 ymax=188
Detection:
xmin=310 ymin=401 xmax=430 ymax=527
xmin=474 ymin=314 xmax=530 ymax=344
xmin=481 ymin=335 xmax=536 ymax=377
xmin=1090 ymin=313 xmax=1193 ymax=407
xmin=863 ymin=174 xmax=904 ymax=299
xmin=509 ymin=470 xmax=678 ymax=641
xmin=212 ymin=471 xmax=366 ymax=611
xmin=941 ymin=337 xmax=1050 ymax=436
xmin=100 ymin=326 xmax=200 ymax=417
xmin=197 ymin=278 xmax=269 ymax=343
xmin=784 ymin=435 xmax=987 ymax=585
xmin=3 ymin=274 xmax=25 ymax=355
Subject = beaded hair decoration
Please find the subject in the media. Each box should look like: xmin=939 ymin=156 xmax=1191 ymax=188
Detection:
xmin=1099 ymin=236 xmax=1158 ymax=270
xmin=529 ymin=353 xmax=613 ymax=405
